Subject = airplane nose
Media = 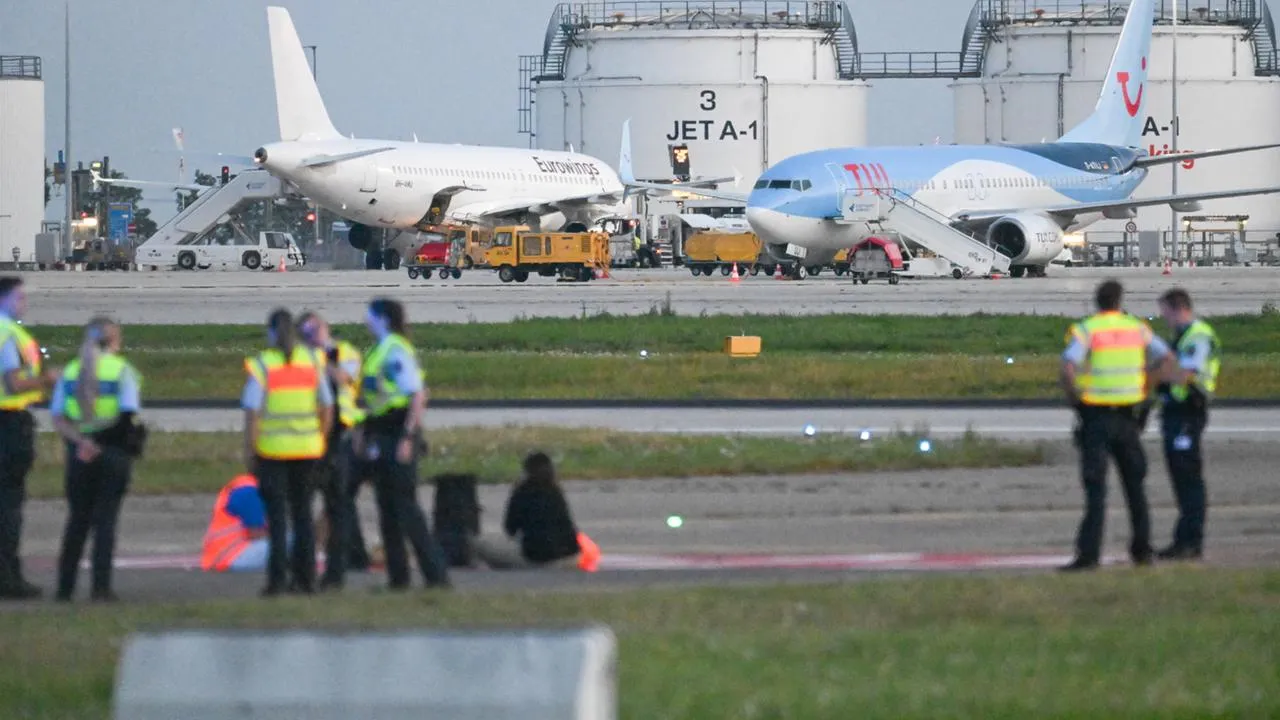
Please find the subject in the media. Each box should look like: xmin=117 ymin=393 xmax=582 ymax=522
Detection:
xmin=253 ymin=147 xmax=269 ymax=165
xmin=745 ymin=206 xmax=796 ymax=245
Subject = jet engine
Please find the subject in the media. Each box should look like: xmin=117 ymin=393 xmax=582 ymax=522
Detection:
xmin=347 ymin=222 xmax=374 ymax=251
xmin=985 ymin=213 xmax=1066 ymax=267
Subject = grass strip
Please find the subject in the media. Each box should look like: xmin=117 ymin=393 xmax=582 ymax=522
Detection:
xmin=53 ymin=349 xmax=1280 ymax=401
xmin=27 ymin=428 xmax=1047 ymax=498
xmin=19 ymin=313 xmax=1280 ymax=400
xmin=26 ymin=311 xmax=1280 ymax=355
xmin=1 ymin=570 xmax=1276 ymax=718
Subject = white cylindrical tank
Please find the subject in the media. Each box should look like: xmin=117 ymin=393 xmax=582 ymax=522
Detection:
xmin=0 ymin=56 xmax=45 ymax=263
xmin=531 ymin=3 xmax=869 ymax=194
xmin=953 ymin=3 xmax=1280 ymax=239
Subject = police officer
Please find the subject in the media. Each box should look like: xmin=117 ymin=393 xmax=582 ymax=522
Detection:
xmin=355 ymin=297 xmax=450 ymax=591
xmin=297 ymin=311 xmax=369 ymax=589
xmin=50 ymin=317 xmax=143 ymax=602
xmin=1059 ymin=280 xmax=1175 ymax=571
xmin=1154 ymin=288 xmax=1220 ymax=561
xmin=0 ymin=276 xmax=58 ymax=599
xmin=241 ymin=309 xmax=333 ymax=596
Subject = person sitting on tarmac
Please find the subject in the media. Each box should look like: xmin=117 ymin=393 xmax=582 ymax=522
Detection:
xmin=202 ymin=474 xmax=384 ymax=573
xmin=473 ymin=452 xmax=598 ymax=571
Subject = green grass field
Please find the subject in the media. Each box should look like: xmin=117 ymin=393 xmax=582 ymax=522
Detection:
xmin=27 ymin=428 xmax=1046 ymax=498
xmin=24 ymin=313 xmax=1280 ymax=400
xmin=2 ymin=570 xmax=1276 ymax=718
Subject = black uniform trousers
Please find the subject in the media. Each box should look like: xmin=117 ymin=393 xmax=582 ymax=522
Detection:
xmin=0 ymin=410 xmax=36 ymax=590
xmin=56 ymin=444 xmax=131 ymax=599
xmin=313 ymin=430 xmax=373 ymax=578
xmin=1161 ymin=405 xmax=1208 ymax=552
xmin=1074 ymin=405 xmax=1153 ymax=564
xmin=256 ymin=457 xmax=318 ymax=593
xmin=365 ymin=431 xmax=449 ymax=589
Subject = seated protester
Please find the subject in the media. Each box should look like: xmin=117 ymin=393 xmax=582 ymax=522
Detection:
xmin=203 ymin=475 xmax=385 ymax=573
xmin=201 ymin=475 xmax=270 ymax=572
xmin=475 ymin=452 xmax=582 ymax=570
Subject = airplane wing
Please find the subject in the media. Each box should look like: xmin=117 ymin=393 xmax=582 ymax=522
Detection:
xmin=91 ymin=170 xmax=207 ymax=192
xmin=448 ymin=192 xmax=628 ymax=222
xmin=617 ymin=118 xmax=750 ymax=203
xmin=1129 ymin=142 xmax=1280 ymax=169
xmin=298 ymin=146 xmax=394 ymax=168
xmin=955 ymin=185 xmax=1280 ymax=224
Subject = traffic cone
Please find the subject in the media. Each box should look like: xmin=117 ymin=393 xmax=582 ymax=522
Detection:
xmin=277 ymin=255 xmax=287 ymax=273
xmin=774 ymin=264 xmax=784 ymax=280
xmin=1162 ymin=258 xmax=1172 ymax=276
xmin=730 ymin=263 xmax=741 ymax=283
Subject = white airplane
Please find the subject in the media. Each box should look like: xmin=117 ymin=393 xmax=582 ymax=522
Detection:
xmin=251 ymin=6 xmax=634 ymax=253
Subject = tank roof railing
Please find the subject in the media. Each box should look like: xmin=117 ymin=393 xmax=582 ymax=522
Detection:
xmin=980 ymin=0 xmax=1268 ymax=27
xmin=552 ymin=1 xmax=846 ymax=31
xmin=0 ymin=56 xmax=41 ymax=80
xmin=534 ymin=1 xmax=860 ymax=80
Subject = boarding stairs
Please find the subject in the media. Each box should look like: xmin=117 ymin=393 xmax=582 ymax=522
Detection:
xmin=136 ymin=169 xmax=285 ymax=249
xmin=838 ymin=188 xmax=1011 ymax=277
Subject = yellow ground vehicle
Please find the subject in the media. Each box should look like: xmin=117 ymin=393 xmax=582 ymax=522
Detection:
xmin=684 ymin=231 xmax=772 ymax=277
xmin=485 ymin=226 xmax=611 ymax=283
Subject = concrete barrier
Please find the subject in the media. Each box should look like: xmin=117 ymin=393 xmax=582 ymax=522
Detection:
xmin=113 ymin=626 xmax=617 ymax=719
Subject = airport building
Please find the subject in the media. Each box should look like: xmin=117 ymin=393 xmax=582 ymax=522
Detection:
xmin=0 ymin=55 xmax=44 ymax=263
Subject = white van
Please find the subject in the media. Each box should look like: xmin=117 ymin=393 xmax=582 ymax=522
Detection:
xmin=137 ymin=225 xmax=305 ymax=271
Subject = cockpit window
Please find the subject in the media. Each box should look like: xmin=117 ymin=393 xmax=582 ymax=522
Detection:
xmin=756 ymin=179 xmax=813 ymax=191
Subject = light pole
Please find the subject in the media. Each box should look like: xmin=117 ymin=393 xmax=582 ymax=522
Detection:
xmin=1170 ymin=0 xmax=1180 ymax=262
xmin=64 ymin=0 xmax=73 ymax=258
xmin=304 ymin=44 xmax=321 ymax=251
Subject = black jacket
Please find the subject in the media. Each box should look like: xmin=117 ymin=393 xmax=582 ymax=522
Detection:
xmin=503 ymin=481 xmax=580 ymax=563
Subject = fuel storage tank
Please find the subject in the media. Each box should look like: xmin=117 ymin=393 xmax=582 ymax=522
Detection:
xmin=952 ymin=0 xmax=1280 ymax=238
xmin=520 ymin=1 xmax=870 ymax=190
xmin=0 ymin=56 xmax=44 ymax=262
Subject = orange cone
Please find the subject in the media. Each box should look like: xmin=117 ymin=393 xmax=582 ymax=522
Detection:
xmin=730 ymin=263 xmax=741 ymax=283
xmin=774 ymin=264 xmax=784 ymax=280
xmin=577 ymin=531 xmax=601 ymax=572
xmin=277 ymin=255 xmax=287 ymax=273
xmin=1162 ymin=259 xmax=1172 ymax=276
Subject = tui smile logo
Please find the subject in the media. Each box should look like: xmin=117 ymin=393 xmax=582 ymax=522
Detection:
xmin=1117 ymin=57 xmax=1147 ymax=117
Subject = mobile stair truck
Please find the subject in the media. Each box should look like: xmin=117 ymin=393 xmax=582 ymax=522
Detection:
xmin=486 ymin=226 xmax=611 ymax=283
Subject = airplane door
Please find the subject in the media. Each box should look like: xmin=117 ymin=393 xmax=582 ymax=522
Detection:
xmin=360 ymin=161 xmax=378 ymax=193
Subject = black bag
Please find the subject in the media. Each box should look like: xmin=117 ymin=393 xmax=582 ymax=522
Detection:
xmin=432 ymin=473 xmax=480 ymax=567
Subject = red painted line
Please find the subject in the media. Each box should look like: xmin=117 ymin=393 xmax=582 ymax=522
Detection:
xmin=64 ymin=551 xmax=1115 ymax=573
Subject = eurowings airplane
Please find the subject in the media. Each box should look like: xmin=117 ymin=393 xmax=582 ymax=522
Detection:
xmin=624 ymin=0 xmax=1280 ymax=278
xmin=251 ymin=7 xmax=630 ymax=252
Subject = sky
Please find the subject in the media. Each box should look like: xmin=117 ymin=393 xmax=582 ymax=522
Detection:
xmin=2 ymin=0 xmax=970 ymax=222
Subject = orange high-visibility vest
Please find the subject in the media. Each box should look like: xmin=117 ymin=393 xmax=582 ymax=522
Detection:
xmin=201 ymin=475 xmax=259 ymax=572
xmin=246 ymin=347 xmax=326 ymax=460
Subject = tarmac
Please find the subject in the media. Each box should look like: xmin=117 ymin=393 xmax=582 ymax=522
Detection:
xmin=4 ymin=264 xmax=1277 ymax=606
xmin=16 ymin=264 xmax=1280 ymax=325
xmin=10 ymin=437 xmax=1278 ymax=603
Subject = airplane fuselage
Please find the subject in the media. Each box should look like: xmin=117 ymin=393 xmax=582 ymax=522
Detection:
xmin=255 ymin=139 xmax=625 ymax=230
xmin=745 ymin=142 xmax=1149 ymax=265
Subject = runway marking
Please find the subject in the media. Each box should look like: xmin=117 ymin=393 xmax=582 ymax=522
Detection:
xmin=79 ymin=551 xmax=1118 ymax=572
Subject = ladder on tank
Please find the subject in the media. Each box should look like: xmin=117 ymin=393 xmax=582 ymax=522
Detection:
xmin=136 ymin=170 xmax=286 ymax=248
xmin=838 ymin=188 xmax=1011 ymax=277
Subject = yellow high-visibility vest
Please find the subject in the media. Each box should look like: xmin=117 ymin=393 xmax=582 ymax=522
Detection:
xmin=332 ymin=340 xmax=365 ymax=427
xmin=1170 ymin=319 xmax=1221 ymax=403
xmin=247 ymin=346 xmax=326 ymax=460
xmin=359 ymin=334 xmax=421 ymax=418
xmin=61 ymin=354 xmax=140 ymax=433
xmin=1068 ymin=311 xmax=1150 ymax=406
xmin=0 ymin=319 xmax=44 ymax=411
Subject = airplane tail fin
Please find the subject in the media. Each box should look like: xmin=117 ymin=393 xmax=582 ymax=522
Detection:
xmin=619 ymin=119 xmax=636 ymax=184
xmin=1058 ymin=0 xmax=1154 ymax=147
xmin=266 ymin=7 xmax=341 ymax=142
